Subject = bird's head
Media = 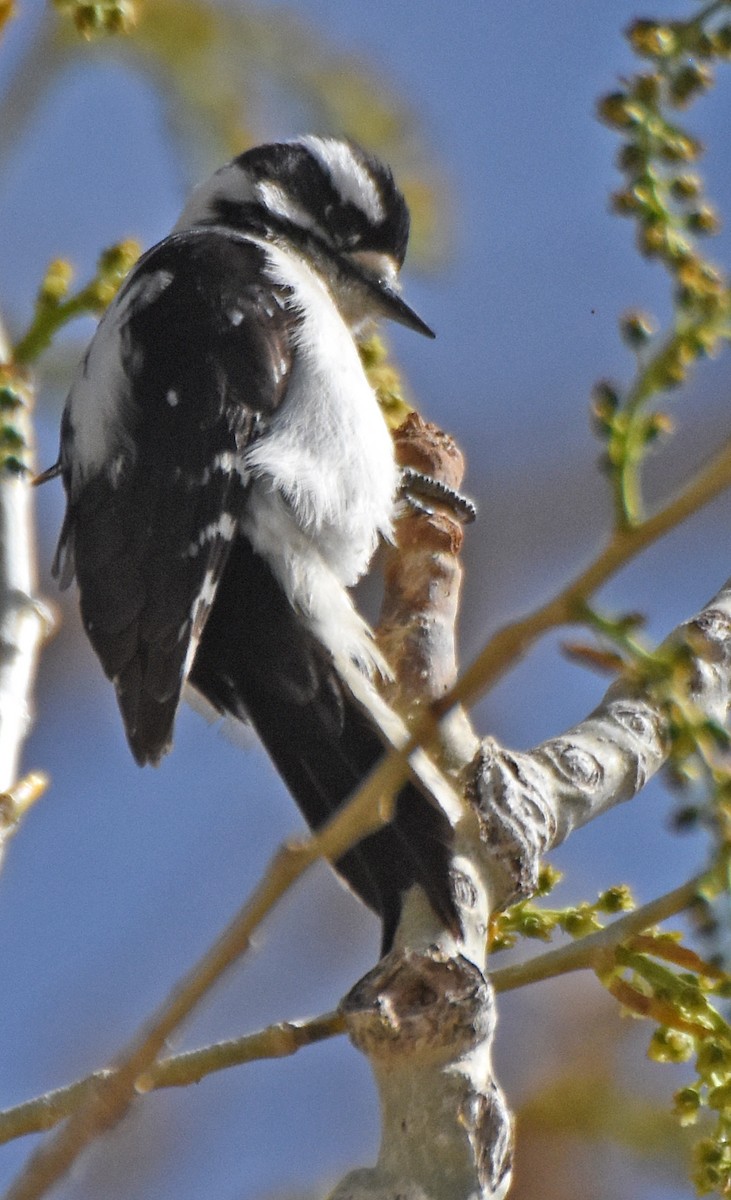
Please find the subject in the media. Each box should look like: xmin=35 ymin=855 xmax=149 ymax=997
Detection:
xmin=173 ymin=135 xmax=434 ymax=338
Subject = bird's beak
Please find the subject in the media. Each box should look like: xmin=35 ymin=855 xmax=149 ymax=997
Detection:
xmin=367 ymin=279 xmax=436 ymax=339
xmin=345 ymin=250 xmax=436 ymax=339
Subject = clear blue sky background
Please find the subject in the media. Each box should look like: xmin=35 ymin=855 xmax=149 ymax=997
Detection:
xmin=1 ymin=2 xmax=731 ymax=1197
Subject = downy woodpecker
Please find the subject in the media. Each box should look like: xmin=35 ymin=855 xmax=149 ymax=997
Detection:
xmin=52 ymin=137 xmax=460 ymax=951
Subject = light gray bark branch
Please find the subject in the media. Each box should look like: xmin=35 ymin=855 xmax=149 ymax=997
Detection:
xmin=0 ymin=320 xmax=50 ymax=865
xmin=333 ymin=466 xmax=731 ymax=1200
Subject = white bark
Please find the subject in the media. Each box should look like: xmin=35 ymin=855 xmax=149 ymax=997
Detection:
xmin=0 ymin=321 xmax=50 ymax=859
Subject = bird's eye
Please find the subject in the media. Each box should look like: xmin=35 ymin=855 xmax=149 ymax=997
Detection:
xmin=347 ymin=250 xmax=400 ymax=288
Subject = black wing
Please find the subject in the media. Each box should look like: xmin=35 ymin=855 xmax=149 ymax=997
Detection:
xmin=55 ymin=230 xmax=295 ymax=764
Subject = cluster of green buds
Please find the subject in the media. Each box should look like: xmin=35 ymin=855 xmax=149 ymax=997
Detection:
xmin=489 ymin=866 xmax=634 ymax=952
xmin=593 ymin=7 xmax=731 ymax=529
xmin=359 ymin=333 xmax=415 ymax=431
xmin=53 ymin=0 xmax=137 ymax=39
xmin=13 ymin=240 xmax=140 ymax=367
xmin=595 ymin=917 xmax=731 ymax=1196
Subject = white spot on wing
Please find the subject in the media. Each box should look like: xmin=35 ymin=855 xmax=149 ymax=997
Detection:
xmin=137 ymin=269 xmax=174 ymax=306
xmin=296 ymin=136 xmax=385 ymax=224
xmin=212 ymin=451 xmax=248 ymax=482
xmin=167 ymin=389 xmax=179 ymax=407
xmin=186 ymin=511 xmax=238 ymax=558
xmin=108 ymin=453 xmax=127 ymax=487
xmin=65 ymin=268 xmax=174 ymax=491
xmin=182 ymin=566 xmax=220 ymax=679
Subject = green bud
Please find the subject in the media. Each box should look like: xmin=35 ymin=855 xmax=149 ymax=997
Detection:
xmin=681 ymin=28 xmax=715 ymax=60
xmin=73 ymin=3 xmax=103 ymax=37
xmin=674 ymin=1084 xmax=702 ymax=1124
xmin=696 ymin=1038 xmax=731 ymax=1082
xmin=708 ymin=1082 xmax=731 ymax=1111
xmin=669 ymin=63 xmax=713 ymax=107
xmin=672 ymin=804 xmax=699 ymax=831
xmin=0 ymin=385 xmax=22 ymax=411
xmin=39 ymin=258 xmax=73 ymax=305
xmin=620 ymin=309 xmax=657 ymax=346
xmin=648 ymin=1026 xmax=695 ymax=1063
xmin=643 ymin=412 xmax=674 ymax=444
xmin=0 ymin=426 xmax=25 ymax=451
xmin=677 ymin=984 xmax=707 ymax=1015
xmin=633 ymin=73 xmax=662 ymax=105
xmin=535 ymin=864 xmax=562 ymax=896
xmin=611 ymin=188 xmax=640 ymax=217
xmin=626 ymin=20 xmax=677 ymax=58
xmin=695 ymin=1136 xmax=725 ymax=1167
xmin=561 ymin=907 xmax=600 ymax=938
xmin=591 ymin=382 xmax=622 ymax=436
xmin=592 ymin=381 xmax=621 ymax=412
xmin=670 ymin=173 xmax=702 ymax=200
xmin=98 ymin=239 xmax=140 ymax=275
xmin=521 ymin=913 xmax=552 ymax=940
xmin=104 ymin=0 xmax=136 ymax=34
xmin=489 ymin=934 xmax=513 ymax=953
xmin=1 ymin=456 xmax=27 ymax=475
xmin=712 ymin=24 xmax=731 ymax=58
xmin=597 ymin=92 xmax=640 ymax=129
xmin=637 ymin=221 xmax=666 ymax=257
xmin=686 ymin=205 xmax=721 ymax=235
xmin=658 ymin=130 xmax=703 ymax=163
xmin=597 ymin=884 xmax=634 ymax=914
xmin=617 ymin=143 xmax=648 ymax=174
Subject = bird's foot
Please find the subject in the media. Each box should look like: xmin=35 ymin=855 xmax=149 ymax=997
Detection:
xmin=398 ymin=466 xmax=477 ymax=524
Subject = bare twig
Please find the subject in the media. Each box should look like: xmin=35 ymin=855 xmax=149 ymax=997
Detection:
xmin=441 ymin=433 xmax=731 ymax=719
xmin=0 ymin=1011 xmax=345 ymax=1145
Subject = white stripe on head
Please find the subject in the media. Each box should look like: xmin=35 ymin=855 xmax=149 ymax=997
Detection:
xmin=296 ymin=136 xmax=385 ymax=224
xmin=254 ymin=181 xmax=321 ymax=235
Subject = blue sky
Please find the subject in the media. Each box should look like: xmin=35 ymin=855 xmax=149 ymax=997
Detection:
xmin=1 ymin=2 xmax=730 ymax=1197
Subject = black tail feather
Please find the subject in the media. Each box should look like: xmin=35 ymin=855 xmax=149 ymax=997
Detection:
xmin=189 ymin=537 xmax=458 ymax=952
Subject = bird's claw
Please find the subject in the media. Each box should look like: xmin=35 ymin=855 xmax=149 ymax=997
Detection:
xmin=398 ymin=466 xmax=477 ymax=524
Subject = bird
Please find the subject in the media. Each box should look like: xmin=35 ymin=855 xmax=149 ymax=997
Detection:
xmin=50 ymin=136 xmax=461 ymax=952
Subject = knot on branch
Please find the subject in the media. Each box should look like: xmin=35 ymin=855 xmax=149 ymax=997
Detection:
xmin=468 ymin=739 xmax=557 ymax=907
xmin=687 ymin=606 xmax=731 ymax=664
xmin=341 ymin=948 xmax=494 ymax=1061
xmin=336 ymin=948 xmax=514 ymax=1200
xmin=471 ymin=1079 xmax=514 ymax=1200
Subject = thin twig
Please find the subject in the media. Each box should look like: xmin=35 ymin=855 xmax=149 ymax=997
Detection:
xmin=0 ymin=1012 xmax=345 ymax=1145
xmin=489 ymin=873 xmax=705 ymax=994
xmin=442 ymin=435 xmax=731 ymax=718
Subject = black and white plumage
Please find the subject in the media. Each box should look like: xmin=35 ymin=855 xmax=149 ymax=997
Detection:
xmin=53 ymin=136 xmax=459 ymax=951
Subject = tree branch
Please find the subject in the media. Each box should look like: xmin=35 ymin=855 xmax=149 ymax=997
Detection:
xmin=0 ymin=319 xmax=51 ymax=868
